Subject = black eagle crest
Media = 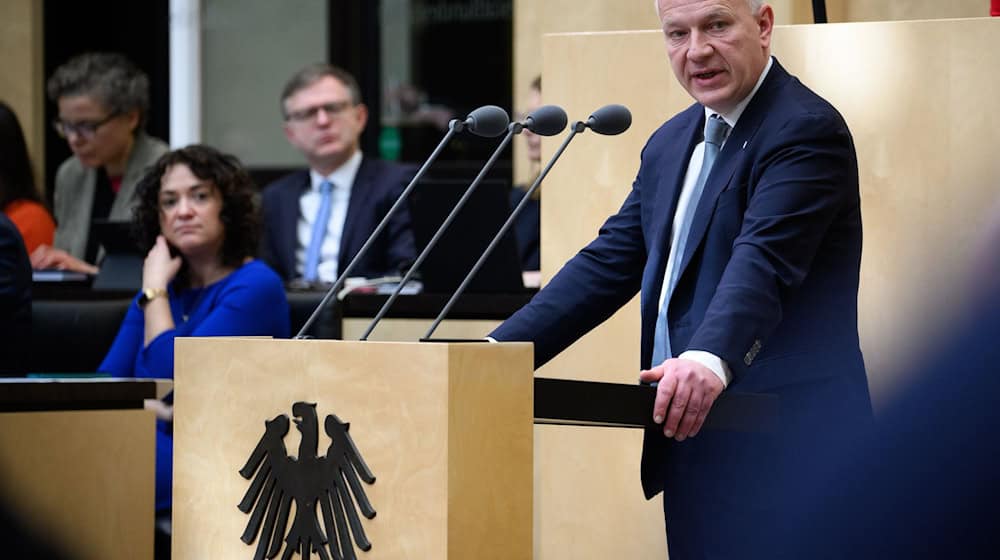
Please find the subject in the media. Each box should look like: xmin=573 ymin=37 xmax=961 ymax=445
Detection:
xmin=238 ymin=402 xmax=376 ymax=560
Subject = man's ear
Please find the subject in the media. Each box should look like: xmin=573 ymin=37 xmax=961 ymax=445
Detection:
xmin=758 ymin=4 xmax=775 ymax=47
xmin=354 ymin=103 xmax=369 ymax=131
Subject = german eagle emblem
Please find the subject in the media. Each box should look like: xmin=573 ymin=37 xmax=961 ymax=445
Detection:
xmin=238 ymin=402 xmax=376 ymax=559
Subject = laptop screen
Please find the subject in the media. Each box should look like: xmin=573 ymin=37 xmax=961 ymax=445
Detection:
xmin=90 ymin=219 xmax=144 ymax=291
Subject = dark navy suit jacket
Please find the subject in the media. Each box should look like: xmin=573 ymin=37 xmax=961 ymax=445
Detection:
xmin=0 ymin=214 xmax=31 ymax=376
xmin=491 ymin=60 xmax=871 ymax=555
xmin=260 ymin=156 xmax=417 ymax=281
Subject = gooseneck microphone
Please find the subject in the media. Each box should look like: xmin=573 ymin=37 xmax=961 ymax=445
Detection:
xmin=423 ymin=104 xmax=633 ymax=339
xmin=294 ymin=105 xmax=509 ymax=338
xmin=581 ymin=104 xmax=632 ymax=135
xmin=359 ymin=105 xmax=570 ymax=340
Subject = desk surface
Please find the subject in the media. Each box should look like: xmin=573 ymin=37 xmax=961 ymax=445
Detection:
xmin=35 ymin=283 xmax=536 ymax=320
xmin=339 ymin=291 xmax=535 ymax=319
xmin=0 ymin=378 xmax=163 ymax=412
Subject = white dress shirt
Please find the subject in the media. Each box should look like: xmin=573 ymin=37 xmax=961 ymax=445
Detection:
xmin=295 ymin=151 xmax=363 ymax=282
xmin=655 ymin=57 xmax=774 ymax=387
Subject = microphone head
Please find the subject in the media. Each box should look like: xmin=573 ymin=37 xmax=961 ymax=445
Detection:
xmin=586 ymin=104 xmax=632 ymax=135
xmin=465 ymin=105 xmax=509 ymax=138
xmin=524 ymin=105 xmax=568 ymax=137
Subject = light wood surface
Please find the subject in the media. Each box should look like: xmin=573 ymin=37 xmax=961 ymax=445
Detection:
xmin=0 ymin=409 xmax=156 ymax=560
xmin=533 ymin=16 xmax=1000 ymax=559
xmin=342 ymin=318 xmax=501 ymax=341
xmin=829 ymin=0 xmax=988 ymax=22
xmin=773 ymin=17 xmax=1000 ymax=396
xmin=0 ymin=0 xmax=45 ymax=190
xmin=173 ymin=338 xmax=533 ymax=559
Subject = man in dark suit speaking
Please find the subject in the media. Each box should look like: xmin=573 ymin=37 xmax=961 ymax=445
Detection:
xmin=490 ymin=0 xmax=871 ymax=556
xmin=260 ymin=64 xmax=415 ymax=284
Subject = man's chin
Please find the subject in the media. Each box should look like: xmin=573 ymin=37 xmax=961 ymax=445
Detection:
xmin=693 ymin=91 xmax=737 ymax=114
xmin=308 ymin=146 xmax=354 ymax=169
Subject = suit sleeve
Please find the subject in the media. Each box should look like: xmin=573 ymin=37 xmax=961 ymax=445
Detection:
xmin=688 ymin=111 xmax=859 ymax=370
xmin=0 ymin=218 xmax=31 ymax=375
xmin=490 ymin=162 xmax=648 ymax=368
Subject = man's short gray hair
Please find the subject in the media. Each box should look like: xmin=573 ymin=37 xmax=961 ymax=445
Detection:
xmin=655 ymin=0 xmax=765 ymax=15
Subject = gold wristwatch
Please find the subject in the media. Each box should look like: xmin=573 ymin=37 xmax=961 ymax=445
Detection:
xmin=138 ymin=287 xmax=168 ymax=308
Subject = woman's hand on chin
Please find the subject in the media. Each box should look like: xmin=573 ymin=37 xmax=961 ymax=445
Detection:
xmin=142 ymin=235 xmax=182 ymax=289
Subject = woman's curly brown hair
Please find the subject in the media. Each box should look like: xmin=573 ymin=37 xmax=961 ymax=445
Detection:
xmin=132 ymin=144 xmax=260 ymax=271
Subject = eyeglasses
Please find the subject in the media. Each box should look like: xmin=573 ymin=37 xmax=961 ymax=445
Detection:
xmin=285 ymin=101 xmax=354 ymax=123
xmin=52 ymin=112 xmax=120 ymax=139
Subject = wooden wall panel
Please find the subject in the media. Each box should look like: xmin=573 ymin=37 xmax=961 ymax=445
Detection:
xmin=832 ymin=0 xmax=989 ymax=22
xmin=0 ymin=0 xmax=45 ymax=191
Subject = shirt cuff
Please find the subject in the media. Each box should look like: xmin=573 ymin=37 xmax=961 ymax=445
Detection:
xmin=484 ymin=336 xmax=499 ymax=343
xmin=679 ymin=350 xmax=731 ymax=388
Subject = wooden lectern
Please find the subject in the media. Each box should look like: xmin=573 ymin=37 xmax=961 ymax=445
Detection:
xmin=173 ymin=338 xmax=533 ymax=559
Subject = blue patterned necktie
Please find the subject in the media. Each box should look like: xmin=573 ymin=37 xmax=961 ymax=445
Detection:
xmin=651 ymin=114 xmax=730 ymax=365
xmin=303 ymin=179 xmax=333 ymax=282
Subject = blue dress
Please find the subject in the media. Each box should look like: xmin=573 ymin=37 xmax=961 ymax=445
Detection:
xmin=99 ymin=259 xmax=290 ymax=511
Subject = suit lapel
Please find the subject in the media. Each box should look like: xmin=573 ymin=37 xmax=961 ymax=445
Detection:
xmin=339 ymin=156 xmax=370 ymax=272
xmin=674 ymin=63 xmax=789 ymax=284
xmin=282 ymin=172 xmax=310 ymax=276
xmin=641 ymin=109 xmax=703 ymax=330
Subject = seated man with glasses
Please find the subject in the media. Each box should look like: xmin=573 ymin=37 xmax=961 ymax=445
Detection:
xmin=259 ymin=63 xmax=416 ymax=286
xmin=31 ymin=52 xmax=168 ymax=274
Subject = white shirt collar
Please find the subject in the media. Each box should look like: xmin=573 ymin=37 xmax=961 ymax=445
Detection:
xmin=704 ymin=56 xmax=774 ymax=129
xmin=309 ymin=150 xmax=363 ymax=192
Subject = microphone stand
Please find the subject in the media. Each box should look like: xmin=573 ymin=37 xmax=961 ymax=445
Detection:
xmin=422 ymin=122 xmax=586 ymax=339
xmin=359 ymin=123 xmax=522 ymax=340
xmin=295 ymin=116 xmax=493 ymax=338
xmin=812 ymin=0 xmax=827 ymax=23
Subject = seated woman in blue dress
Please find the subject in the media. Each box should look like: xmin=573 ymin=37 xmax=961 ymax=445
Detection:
xmin=99 ymin=144 xmax=290 ymax=517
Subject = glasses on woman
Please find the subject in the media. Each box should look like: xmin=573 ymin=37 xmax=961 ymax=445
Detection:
xmin=52 ymin=112 xmax=120 ymax=139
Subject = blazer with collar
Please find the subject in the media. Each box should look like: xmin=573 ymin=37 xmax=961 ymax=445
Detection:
xmin=52 ymin=133 xmax=169 ymax=259
xmin=260 ymin=156 xmax=417 ymax=282
xmin=491 ymin=60 xmax=870 ymax=503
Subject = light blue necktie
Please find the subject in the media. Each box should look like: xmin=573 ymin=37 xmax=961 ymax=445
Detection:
xmin=651 ymin=114 xmax=730 ymax=365
xmin=303 ymin=179 xmax=333 ymax=282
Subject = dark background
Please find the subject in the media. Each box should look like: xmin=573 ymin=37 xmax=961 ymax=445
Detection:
xmin=42 ymin=0 xmax=513 ymax=198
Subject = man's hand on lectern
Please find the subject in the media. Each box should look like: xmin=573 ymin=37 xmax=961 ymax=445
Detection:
xmin=639 ymin=358 xmax=724 ymax=442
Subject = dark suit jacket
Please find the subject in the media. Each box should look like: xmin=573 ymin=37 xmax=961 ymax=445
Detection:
xmin=491 ymin=60 xmax=871 ymax=556
xmin=260 ymin=156 xmax=417 ymax=282
xmin=0 ymin=214 xmax=31 ymax=376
